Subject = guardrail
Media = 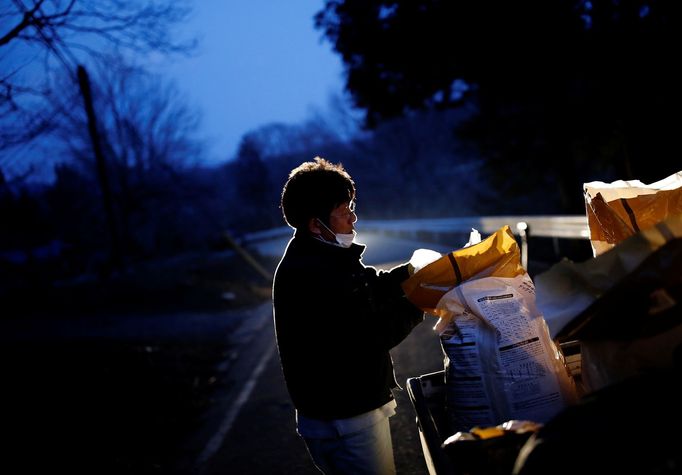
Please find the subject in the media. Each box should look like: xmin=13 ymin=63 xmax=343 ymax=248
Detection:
xmin=359 ymin=216 xmax=590 ymax=268
xmin=241 ymin=215 xmax=591 ymax=269
xmin=357 ymin=215 xmax=589 ymax=239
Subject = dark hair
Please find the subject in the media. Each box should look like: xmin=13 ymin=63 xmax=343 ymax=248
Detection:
xmin=280 ymin=156 xmax=355 ymax=230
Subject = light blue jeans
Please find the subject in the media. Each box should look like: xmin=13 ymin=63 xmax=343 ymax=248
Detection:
xmin=303 ymin=417 xmax=396 ymax=475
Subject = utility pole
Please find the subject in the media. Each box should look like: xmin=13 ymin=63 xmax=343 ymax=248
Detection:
xmin=77 ymin=65 xmax=122 ymax=274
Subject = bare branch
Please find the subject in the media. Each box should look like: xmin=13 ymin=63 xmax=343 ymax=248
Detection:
xmin=0 ymin=0 xmax=195 ymax=167
xmin=0 ymin=0 xmax=44 ymax=46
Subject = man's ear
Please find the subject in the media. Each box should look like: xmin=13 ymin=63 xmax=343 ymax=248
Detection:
xmin=308 ymin=217 xmax=322 ymax=236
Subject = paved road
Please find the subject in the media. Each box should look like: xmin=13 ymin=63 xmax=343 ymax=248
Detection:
xmin=196 ymin=234 xmax=455 ymax=474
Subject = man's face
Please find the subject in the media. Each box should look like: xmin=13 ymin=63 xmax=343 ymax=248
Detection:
xmin=328 ymin=200 xmax=356 ymax=235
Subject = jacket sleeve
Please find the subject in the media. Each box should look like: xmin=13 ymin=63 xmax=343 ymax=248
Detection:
xmin=365 ymin=263 xmax=425 ymax=350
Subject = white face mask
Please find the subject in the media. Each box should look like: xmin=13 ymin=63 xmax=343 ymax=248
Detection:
xmin=316 ymin=219 xmax=356 ymax=248
xmin=334 ymin=230 xmax=356 ymax=248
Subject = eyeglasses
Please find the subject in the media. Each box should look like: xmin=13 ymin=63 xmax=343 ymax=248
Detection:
xmin=330 ymin=200 xmax=356 ymax=218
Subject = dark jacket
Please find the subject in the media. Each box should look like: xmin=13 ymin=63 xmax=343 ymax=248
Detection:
xmin=272 ymin=233 xmax=424 ymax=420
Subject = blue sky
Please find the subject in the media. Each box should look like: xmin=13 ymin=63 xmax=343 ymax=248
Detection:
xmin=158 ymin=0 xmax=344 ymax=164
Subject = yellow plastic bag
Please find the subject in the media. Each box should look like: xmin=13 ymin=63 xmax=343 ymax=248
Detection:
xmin=401 ymin=225 xmax=525 ymax=318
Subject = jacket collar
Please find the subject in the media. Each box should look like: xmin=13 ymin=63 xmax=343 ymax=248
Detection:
xmin=293 ymin=231 xmax=365 ymax=258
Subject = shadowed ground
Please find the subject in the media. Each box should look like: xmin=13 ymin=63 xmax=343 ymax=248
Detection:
xmin=2 ymin=236 xmax=450 ymax=474
xmin=2 ymin=250 xmax=276 ymax=474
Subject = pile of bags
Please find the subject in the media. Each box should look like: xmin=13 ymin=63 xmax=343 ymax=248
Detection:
xmin=537 ymin=170 xmax=682 ymax=393
xmin=402 ymin=226 xmax=577 ymax=433
xmin=402 ymin=169 xmax=682 ymax=474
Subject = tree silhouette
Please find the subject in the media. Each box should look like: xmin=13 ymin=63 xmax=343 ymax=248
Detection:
xmin=51 ymin=61 xmax=208 ymax=259
xmin=226 ymin=137 xmax=275 ymax=232
xmin=0 ymin=0 xmax=194 ymax=157
xmin=316 ymin=0 xmax=682 ymax=212
xmin=1 ymin=1 xmax=195 ymax=272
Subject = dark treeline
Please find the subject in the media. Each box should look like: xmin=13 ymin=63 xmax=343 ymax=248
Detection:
xmin=0 ymin=104 xmax=491 ymax=287
xmin=315 ymin=0 xmax=682 ymax=211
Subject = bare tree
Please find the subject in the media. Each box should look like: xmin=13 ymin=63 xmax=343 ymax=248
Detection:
xmin=0 ymin=0 xmax=194 ymax=156
xmin=52 ymin=60 xmax=208 ymax=258
xmin=57 ymin=59 xmax=203 ymax=174
xmin=240 ymin=121 xmax=340 ymax=160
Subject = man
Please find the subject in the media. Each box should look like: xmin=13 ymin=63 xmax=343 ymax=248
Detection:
xmin=272 ymin=157 xmax=424 ymax=474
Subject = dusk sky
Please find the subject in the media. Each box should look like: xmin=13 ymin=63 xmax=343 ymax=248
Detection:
xmin=157 ymin=0 xmax=345 ymax=164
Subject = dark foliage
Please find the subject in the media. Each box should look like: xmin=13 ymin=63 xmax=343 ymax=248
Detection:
xmin=315 ymin=0 xmax=682 ymax=212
